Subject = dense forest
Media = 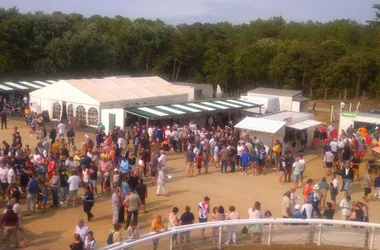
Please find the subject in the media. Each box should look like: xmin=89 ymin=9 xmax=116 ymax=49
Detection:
xmin=1 ymin=6 xmax=380 ymax=98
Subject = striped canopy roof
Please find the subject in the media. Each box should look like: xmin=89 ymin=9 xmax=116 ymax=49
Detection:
xmin=0 ymin=80 xmax=55 ymax=91
xmin=125 ymin=99 xmax=261 ymax=119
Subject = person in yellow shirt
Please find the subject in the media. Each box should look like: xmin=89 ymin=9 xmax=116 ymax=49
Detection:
xmin=24 ymin=107 xmax=30 ymax=126
xmin=151 ymin=215 xmax=165 ymax=250
xmin=272 ymin=140 xmax=281 ymax=166
xmin=52 ymin=139 xmax=60 ymax=155
xmin=100 ymin=150 xmax=111 ymax=160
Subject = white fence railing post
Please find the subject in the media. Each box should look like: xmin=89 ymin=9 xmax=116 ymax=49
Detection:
xmin=169 ymin=235 xmax=173 ymax=250
xmin=268 ymin=223 xmax=272 ymax=246
xmin=317 ymin=223 xmax=322 ymax=246
xmin=370 ymin=227 xmax=375 ymax=250
xmin=218 ymin=226 xmax=222 ymax=250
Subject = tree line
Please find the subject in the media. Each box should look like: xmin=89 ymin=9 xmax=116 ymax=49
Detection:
xmin=1 ymin=6 xmax=380 ymax=98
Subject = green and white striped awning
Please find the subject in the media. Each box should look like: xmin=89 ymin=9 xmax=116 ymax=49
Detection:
xmin=0 ymin=80 xmax=55 ymax=91
xmin=125 ymin=99 xmax=261 ymax=119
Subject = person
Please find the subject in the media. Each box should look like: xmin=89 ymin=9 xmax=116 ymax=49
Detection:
xmin=352 ymin=153 xmax=361 ymax=181
xmin=363 ymin=169 xmax=373 ymax=202
xmin=179 ymin=205 xmax=195 ymax=243
xmin=248 ymin=201 xmax=264 ymax=243
xmin=168 ymin=207 xmax=179 ymax=245
xmin=185 ymin=149 xmax=196 ymax=177
xmin=374 ymin=171 xmax=380 ymax=200
xmin=323 ymin=202 xmax=335 ymax=220
xmin=69 ymin=234 xmax=84 ymax=250
xmin=0 ymin=108 xmax=8 ymax=129
xmin=330 ymin=174 xmax=339 ymax=210
xmin=292 ymin=157 xmax=302 ymax=187
xmin=313 ymin=101 xmax=316 ymax=112
xmin=219 ymin=145 xmax=229 ymax=173
xmin=339 ymin=195 xmax=352 ymax=222
xmin=156 ymin=167 xmax=168 ymax=196
xmin=74 ymin=220 xmax=90 ymax=243
xmin=318 ymin=177 xmax=329 ymax=209
xmin=124 ymin=189 xmax=141 ymax=229
xmin=109 ymin=223 xmax=122 ymax=244
xmin=311 ymin=185 xmax=322 ymax=218
xmin=278 ymin=155 xmax=287 ymax=184
xmin=67 ymin=170 xmax=80 ymax=207
xmin=9 ymin=197 xmax=28 ymax=242
xmin=151 ymin=215 xmax=165 ymax=250
xmin=301 ymin=200 xmax=313 ymax=219
xmin=135 ymin=178 xmax=148 ymax=213
xmin=303 ymin=179 xmax=313 ymax=202
xmin=0 ymin=161 xmax=9 ymax=200
xmin=324 ymin=150 xmax=334 ymax=176
xmin=126 ymin=220 xmax=140 ymax=240
xmin=25 ymin=174 xmax=38 ymax=216
xmin=198 ymin=196 xmax=210 ymax=240
xmin=50 ymin=169 xmax=60 ymax=209
xmin=67 ymin=127 xmax=76 ymax=146
xmin=241 ymin=150 xmax=249 ymax=176
xmin=57 ymin=120 xmax=66 ymax=138
xmin=83 ymin=185 xmax=95 ymax=222
xmin=84 ymin=231 xmax=96 ymax=250
xmin=0 ymin=204 xmax=20 ymax=248
xmin=112 ymin=187 xmax=121 ymax=225
xmin=358 ymin=202 xmax=369 ymax=222
xmin=342 ymin=162 xmax=354 ymax=195
xmin=226 ymin=206 xmax=240 ymax=245
xmin=212 ymin=206 xmax=226 ymax=244
xmin=291 ymin=204 xmax=304 ymax=219
xmin=312 ymin=128 xmax=321 ymax=149
xmin=149 ymin=152 xmax=158 ymax=185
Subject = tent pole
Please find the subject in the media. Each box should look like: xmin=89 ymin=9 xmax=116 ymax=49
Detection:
xmin=146 ymin=118 xmax=149 ymax=129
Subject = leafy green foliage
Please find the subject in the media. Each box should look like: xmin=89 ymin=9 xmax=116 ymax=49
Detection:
xmin=0 ymin=7 xmax=380 ymax=98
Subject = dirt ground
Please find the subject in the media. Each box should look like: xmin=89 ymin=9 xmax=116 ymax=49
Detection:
xmin=1 ymin=116 xmax=379 ymax=250
xmin=226 ymin=246 xmax=361 ymax=250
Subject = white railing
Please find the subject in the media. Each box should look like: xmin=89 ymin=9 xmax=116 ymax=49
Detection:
xmin=99 ymin=219 xmax=380 ymax=250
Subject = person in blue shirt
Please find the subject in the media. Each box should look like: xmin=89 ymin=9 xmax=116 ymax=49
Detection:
xmin=156 ymin=127 xmax=163 ymax=142
xmin=133 ymin=134 xmax=139 ymax=156
xmin=241 ymin=151 xmax=250 ymax=176
xmin=258 ymin=146 xmax=267 ymax=175
xmin=250 ymin=151 xmax=260 ymax=176
xmin=121 ymin=176 xmax=130 ymax=198
xmin=120 ymin=157 xmax=129 ymax=176
xmin=25 ymin=174 xmax=38 ymax=216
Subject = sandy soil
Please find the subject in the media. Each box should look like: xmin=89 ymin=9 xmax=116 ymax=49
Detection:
xmin=0 ymin=116 xmax=379 ymax=250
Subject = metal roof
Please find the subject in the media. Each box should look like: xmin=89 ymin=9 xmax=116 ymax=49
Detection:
xmin=293 ymin=96 xmax=309 ymax=102
xmin=355 ymin=113 xmax=380 ymax=124
xmin=234 ymin=117 xmax=286 ymax=134
xmin=261 ymin=111 xmax=313 ymax=125
xmin=125 ymin=99 xmax=261 ymax=119
xmin=0 ymin=80 xmax=53 ymax=91
xmin=248 ymin=87 xmax=302 ymax=97
xmin=287 ymin=119 xmax=322 ymax=130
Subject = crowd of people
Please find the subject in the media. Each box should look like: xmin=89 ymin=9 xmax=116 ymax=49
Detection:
xmin=0 ymin=110 xmax=379 ymax=249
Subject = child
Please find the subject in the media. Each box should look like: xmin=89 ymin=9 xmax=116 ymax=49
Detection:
xmin=113 ymin=168 xmax=120 ymax=188
xmin=226 ymin=206 xmax=240 ymax=245
xmin=103 ymin=172 xmax=111 ymax=197
xmin=196 ymin=152 xmax=203 ymax=175
xmin=323 ymin=202 xmax=335 ymax=220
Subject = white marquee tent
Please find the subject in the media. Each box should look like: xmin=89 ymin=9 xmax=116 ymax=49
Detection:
xmin=29 ymin=76 xmax=190 ymax=129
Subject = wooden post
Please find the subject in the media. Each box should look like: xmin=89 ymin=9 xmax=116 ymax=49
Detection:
xmin=310 ymin=88 xmax=313 ymax=100
xmin=330 ymin=105 xmax=334 ymax=123
xmin=344 ymin=89 xmax=347 ymax=101
xmin=325 ymin=89 xmax=327 ymax=100
xmin=349 ymin=103 xmax=352 ymax=112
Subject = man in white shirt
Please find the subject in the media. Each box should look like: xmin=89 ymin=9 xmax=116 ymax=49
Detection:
xmin=339 ymin=195 xmax=352 ymax=221
xmin=57 ymin=120 xmax=66 ymax=138
xmin=156 ymin=167 xmax=168 ymax=196
xmin=158 ymin=150 xmax=167 ymax=167
xmin=330 ymin=174 xmax=339 ymax=210
xmin=23 ymin=96 xmax=28 ymax=106
xmin=10 ymin=197 xmax=28 ymax=241
xmin=67 ymin=171 xmax=80 ymax=207
xmin=7 ymin=164 xmax=16 ymax=189
xmin=329 ymin=139 xmax=338 ymax=156
xmin=74 ymin=219 xmax=90 ymax=242
xmin=0 ymin=162 xmax=9 ymax=200
xmin=324 ymin=150 xmax=334 ymax=176
xmin=299 ymin=155 xmax=306 ymax=187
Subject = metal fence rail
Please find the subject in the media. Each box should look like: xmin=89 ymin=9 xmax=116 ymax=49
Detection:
xmin=99 ymin=219 xmax=380 ymax=250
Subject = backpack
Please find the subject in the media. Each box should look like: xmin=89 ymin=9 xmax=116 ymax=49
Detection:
xmin=308 ymin=192 xmax=315 ymax=203
xmin=107 ymin=231 xmax=115 ymax=245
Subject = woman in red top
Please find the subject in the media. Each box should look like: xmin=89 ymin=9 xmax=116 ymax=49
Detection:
xmin=196 ymin=152 xmax=203 ymax=175
xmin=365 ymin=134 xmax=372 ymax=153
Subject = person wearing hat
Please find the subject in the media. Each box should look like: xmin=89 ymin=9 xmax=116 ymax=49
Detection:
xmin=281 ymin=191 xmax=292 ymax=219
xmin=291 ymin=204 xmax=303 ymax=219
xmin=124 ymin=188 xmax=142 ymax=230
xmin=0 ymin=204 xmax=20 ymax=248
xmin=311 ymin=184 xmax=322 ymax=218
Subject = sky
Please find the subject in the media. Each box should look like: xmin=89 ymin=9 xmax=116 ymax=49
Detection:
xmin=2 ymin=0 xmax=379 ymax=24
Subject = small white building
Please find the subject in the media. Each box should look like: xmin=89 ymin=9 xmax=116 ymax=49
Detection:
xmin=172 ymin=82 xmax=214 ymax=100
xmin=29 ymin=76 xmax=192 ymax=132
xmin=339 ymin=112 xmax=380 ymax=133
xmin=244 ymin=87 xmax=309 ymax=112
xmin=235 ymin=111 xmax=321 ymax=153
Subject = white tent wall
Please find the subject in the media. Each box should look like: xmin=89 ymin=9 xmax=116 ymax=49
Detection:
xmin=101 ymin=108 xmax=124 ymax=133
xmin=246 ymin=128 xmax=285 ymax=154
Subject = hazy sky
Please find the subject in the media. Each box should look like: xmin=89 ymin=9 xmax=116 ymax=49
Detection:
xmin=2 ymin=0 xmax=379 ymax=24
